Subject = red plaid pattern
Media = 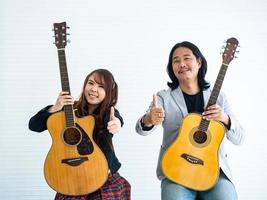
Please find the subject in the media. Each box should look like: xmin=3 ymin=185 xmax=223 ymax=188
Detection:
xmin=55 ymin=173 xmax=131 ymax=200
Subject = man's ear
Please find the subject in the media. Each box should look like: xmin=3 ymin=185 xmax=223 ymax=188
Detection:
xmin=197 ymin=58 xmax=202 ymax=68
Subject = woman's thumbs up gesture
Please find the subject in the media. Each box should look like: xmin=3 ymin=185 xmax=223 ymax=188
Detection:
xmin=107 ymin=106 xmax=121 ymax=134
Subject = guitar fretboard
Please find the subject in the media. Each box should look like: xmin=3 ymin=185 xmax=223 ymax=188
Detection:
xmin=58 ymin=49 xmax=74 ymax=127
xmin=199 ymin=63 xmax=228 ymax=132
xmin=206 ymin=64 xmax=228 ymax=108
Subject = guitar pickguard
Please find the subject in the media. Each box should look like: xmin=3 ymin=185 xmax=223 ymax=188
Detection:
xmin=76 ymin=123 xmax=94 ymax=155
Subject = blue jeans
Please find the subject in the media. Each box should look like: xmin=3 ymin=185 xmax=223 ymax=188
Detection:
xmin=161 ymin=170 xmax=238 ymax=200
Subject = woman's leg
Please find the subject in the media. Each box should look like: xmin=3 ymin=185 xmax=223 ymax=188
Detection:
xmin=100 ymin=172 xmax=131 ymax=200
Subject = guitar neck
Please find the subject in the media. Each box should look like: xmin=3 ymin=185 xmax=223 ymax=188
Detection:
xmin=57 ymin=49 xmax=75 ymax=127
xmin=199 ymin=63 xmax=228 ymax=132
xmin=206 ymin=63 xmax=228 ymax=108
xmin=199 ymin=37 xmax=238 ymax=132
xmin=58 ymin=49 xmax=71 ymax=92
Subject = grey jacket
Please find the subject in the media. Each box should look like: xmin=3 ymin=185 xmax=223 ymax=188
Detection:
xmin=135 ymin=87 xmax=245 ymax=183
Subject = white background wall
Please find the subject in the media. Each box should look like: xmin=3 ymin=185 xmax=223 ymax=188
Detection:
xmin=1 ymin=0 xmax=267 ymax=199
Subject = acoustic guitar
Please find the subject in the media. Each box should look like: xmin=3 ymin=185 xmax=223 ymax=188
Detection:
xmin=44 ymin=22 xmax=108 ymax=195
xmin=161 ymin=38 xmax=239 ymax=191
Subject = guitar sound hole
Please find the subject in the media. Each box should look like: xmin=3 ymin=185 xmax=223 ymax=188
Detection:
xmin=63 ymin=127 xmax=82 ymax=145
xmin=193 ymin=130 xmax=207 ymax=144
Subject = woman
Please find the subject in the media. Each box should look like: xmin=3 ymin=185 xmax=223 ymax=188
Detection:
xmin=29 ymin=69 xmax=131 ymax=200
xmin=135 ymin=41 xmax=244 ymax=200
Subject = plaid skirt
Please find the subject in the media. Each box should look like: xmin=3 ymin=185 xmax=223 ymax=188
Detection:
xmin=54 ymin=172 xmax=131 ymax=200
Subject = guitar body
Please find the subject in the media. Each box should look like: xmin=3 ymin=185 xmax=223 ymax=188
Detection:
xmin=162 ymin=113 xmax=225 ymax=191
xmin=45 ymin=112 xmax=108 ymax=195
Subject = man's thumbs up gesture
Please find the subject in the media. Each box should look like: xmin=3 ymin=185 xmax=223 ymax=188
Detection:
xmin=143 ymin=94 xmax=165 ymax=126
xmin=107 ymin=106 xmax=121 ymax=134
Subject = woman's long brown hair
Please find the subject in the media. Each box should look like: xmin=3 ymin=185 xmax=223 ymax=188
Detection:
xmin=74 ymin=69 xmax=118 ymax=146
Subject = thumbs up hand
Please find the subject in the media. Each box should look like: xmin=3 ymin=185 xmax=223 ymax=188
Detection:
xmin=143 ymin=94 xmax=165 ymax=126
xmin=107 ymin=106 xmax=121 ymax=134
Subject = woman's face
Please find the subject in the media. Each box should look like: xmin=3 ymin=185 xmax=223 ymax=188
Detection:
xmin=172 ymin=47 xmax=201 ymax=83
xmin=84 ymin=73 xmax=106 ymax=108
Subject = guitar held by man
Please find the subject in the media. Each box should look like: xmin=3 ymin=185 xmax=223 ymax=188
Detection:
xmin=136 ymin=39 xmax=244 ymax=200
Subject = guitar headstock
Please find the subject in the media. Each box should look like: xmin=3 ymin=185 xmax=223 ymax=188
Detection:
xmin=222 ymin=37 xmax=239 ymax=65
xmin=53 ymin=22 xmax=69 ymax=49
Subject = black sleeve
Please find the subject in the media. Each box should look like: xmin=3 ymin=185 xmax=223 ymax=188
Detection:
xmin=114 ymin=109 xmax=124 ymax=127
xmin=140 ymin=118 xmax=154 ymax=131
xmin=28 ymin=105 xmax=53 ymax=132
xmin=223 ymin=117 xmax=231 ymax=130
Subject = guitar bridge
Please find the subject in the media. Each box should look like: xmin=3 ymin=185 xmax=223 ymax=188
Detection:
xmin=181 ymin=153 xmax=204 ymax=165
xmin=62 ymin=157 xmax=88 ymax=166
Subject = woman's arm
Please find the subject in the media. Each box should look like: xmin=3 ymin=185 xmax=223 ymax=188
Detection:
xmin=28 ymin=105 xmax=53 ymax=132
xmin=28 ymin=91 xmax=74 ymax=133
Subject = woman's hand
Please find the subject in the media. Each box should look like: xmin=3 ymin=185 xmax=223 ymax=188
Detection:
xmin=48 ymin=91 xmax=74 ymax=113
xmin=202 ymin=104 xmax=229 ymax=126
xmin=107 ymin=107 xmax=121 ymax=134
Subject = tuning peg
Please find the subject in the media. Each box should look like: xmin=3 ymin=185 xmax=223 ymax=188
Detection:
xmin=220 ymin=45 xmax=225 ymax=54
xmin=67 ymin=39 xmax=71 ymax=43
xmin=67 ymin=26 xmax=70 ymax=29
